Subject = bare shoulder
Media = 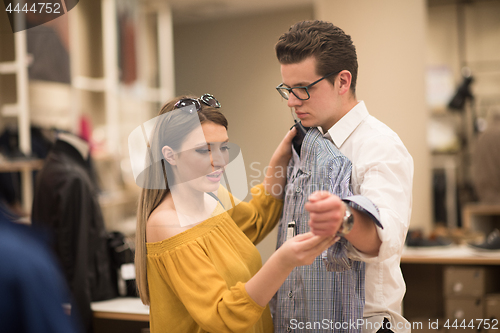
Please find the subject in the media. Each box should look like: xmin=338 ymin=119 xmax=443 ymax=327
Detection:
xmin=146 ymin=205 xmax=184 ymax=243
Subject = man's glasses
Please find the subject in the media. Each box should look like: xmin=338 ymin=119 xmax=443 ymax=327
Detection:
xmin=276 ymin=70 xmax=341 ymax=101
xmin=174 ymin=93 xmax=221 ymax=113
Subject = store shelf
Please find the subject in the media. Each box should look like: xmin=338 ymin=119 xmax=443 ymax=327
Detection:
xmin=402 ymin=244 xmax=500 ymax=265
xmin=91 ymin=297 xmax=149 ymax=322
xmin=0 ymin=55 xmax=32 ymax=74
xmin=72 ymin=76 xmax=107 ymax=92
xmin=0 ymin=159 xmax=44 ymax=173
xmin=463 ymin=203 xmax=500 ymax=233
xmin=0 ymin=61 xmax=17 ymax=74
xmin=0 ymin=29 xmax=33 ymax=213
xmin=402 ymin=247 xmax=500 ymax=321
xmin=1 ymin=103 xmax=19 ymax=117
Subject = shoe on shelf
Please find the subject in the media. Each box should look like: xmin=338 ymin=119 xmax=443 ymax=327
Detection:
xmin=468 ymin=229 xmax=500 ymax=251
xmin=405 ymin=229 xmax=452 ymax=247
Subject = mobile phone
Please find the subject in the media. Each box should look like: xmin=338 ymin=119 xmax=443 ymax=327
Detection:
xmin=292 ymin=120 xmax=308 ymax=156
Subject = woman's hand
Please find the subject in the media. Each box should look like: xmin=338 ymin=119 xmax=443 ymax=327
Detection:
xmin=263 ymin=127 xmax=297 ymax=198
xmin=278 ymin=232 xmax=339 ymax=268
xmin=244 ymin=231 xmax=338 ymax=307
xmin=272 ymin=126 xmax=297 ymax=164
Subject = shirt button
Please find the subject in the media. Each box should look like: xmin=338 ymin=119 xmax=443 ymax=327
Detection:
xmin=288 ymin=291 xmax=293 ymax=298
xmin=295 ymin=187 xmax=301 ymax=193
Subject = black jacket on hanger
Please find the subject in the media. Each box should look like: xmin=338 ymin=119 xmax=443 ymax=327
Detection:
xmin=32 ymin=139 xmax=117 ymax=333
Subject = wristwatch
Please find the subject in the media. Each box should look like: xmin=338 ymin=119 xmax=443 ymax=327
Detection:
xmin=337 ymin=202 xmax=354 ymax=237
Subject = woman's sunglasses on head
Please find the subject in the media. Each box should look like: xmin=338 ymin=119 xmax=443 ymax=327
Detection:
xmin=174 ymin=94 xmax=221 ymax=113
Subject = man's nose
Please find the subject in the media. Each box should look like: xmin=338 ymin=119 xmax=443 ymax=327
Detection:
xmin=287 ymin=92 xmax=302 ymax=108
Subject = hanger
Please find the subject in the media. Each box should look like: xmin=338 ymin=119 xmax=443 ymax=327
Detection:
xmin=57 ymin=132 xmax=89 ymax=160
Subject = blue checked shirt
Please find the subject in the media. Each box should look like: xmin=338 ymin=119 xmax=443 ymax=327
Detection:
xmin=272 ymin=128 xmax=380 ymax=333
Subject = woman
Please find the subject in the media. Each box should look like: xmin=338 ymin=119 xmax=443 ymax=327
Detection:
xmin=134 ymin=94 xmax=336 ymax=333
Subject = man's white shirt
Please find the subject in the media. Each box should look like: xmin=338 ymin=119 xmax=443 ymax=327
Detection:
xmin=326 ymin=101 xmax=414 ymax=333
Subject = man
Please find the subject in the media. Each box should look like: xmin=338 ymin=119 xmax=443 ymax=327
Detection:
xmin=273 ymin=20 xmax=413 ymax=333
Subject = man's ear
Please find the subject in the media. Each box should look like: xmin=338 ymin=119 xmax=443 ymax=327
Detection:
xmin=162 ymin=146 xmax=177 ymax=165
xmin=337 ymin=70 xmax=352 ymax=95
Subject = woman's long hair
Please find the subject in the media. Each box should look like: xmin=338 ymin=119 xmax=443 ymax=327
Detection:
xmin=135 ymin=95 xmax=227 ymax=305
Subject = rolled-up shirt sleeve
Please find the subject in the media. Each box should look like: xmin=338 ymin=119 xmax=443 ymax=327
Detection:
xmin=346 ymin=134 xmax=413 ymax=263
xmin=323 ymin=195 xmax=383 ymax=271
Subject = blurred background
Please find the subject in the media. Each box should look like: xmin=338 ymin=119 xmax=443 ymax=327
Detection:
xmin=1 ymin=0 xmax=500 ymax=330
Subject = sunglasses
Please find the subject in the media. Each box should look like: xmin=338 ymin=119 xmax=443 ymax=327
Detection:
xmin=174 ymin=94 xmax=221 ymax=113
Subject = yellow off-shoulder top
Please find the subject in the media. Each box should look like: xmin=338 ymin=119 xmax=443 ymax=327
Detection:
xmin=146 ymin=184 xmax=283 ymax=333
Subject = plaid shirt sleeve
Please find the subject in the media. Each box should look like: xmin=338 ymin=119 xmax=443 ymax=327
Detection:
xmin=322 ymin=157 xmax=383 ymax=272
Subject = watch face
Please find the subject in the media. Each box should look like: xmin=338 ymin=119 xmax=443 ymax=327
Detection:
xmin=338 ymin=204 xmax=354 ymax=236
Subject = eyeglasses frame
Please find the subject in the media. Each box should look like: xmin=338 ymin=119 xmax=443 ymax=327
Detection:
xmin=276 ymin=70 xmax=342 ymax=101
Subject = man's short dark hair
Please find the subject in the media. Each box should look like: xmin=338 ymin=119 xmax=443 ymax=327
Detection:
xmin=276 ymin=20 xmax=358 ymax=94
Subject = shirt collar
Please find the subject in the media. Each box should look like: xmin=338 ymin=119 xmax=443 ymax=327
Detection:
xmin=326 ymin=100 xmax=369 ymax=148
